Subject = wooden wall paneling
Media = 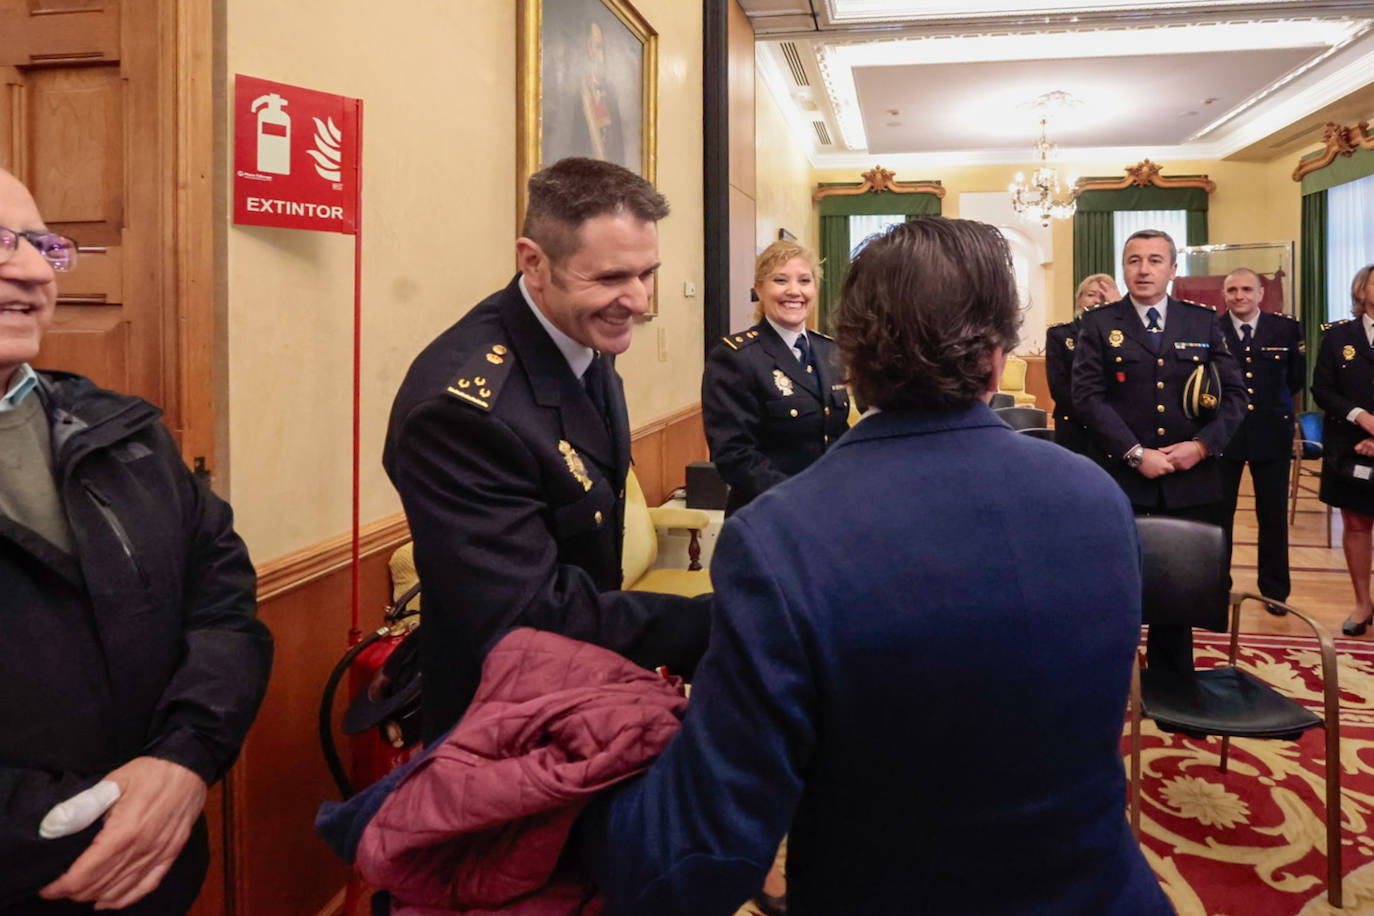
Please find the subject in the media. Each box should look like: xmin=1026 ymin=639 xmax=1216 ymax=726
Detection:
xmin=235 ymin=517 xmax=410 ymax=916
xmin=728 ymin=184 xmax=756 ymax=330
xmin=631 ymin=424 xmax=666 ymax=509
xmin=0 ymin=0 xmax=118 ymax=63
xmin=39 ymin=305 xmax=128 ymax=390
xmin=725 ymin=0 xmax=754 ymax=197
xmin=629 ymin=405 xmax=706 ymax=506
xmin=659 ymin=405 xmax=708 ymax=497
xmin=1021 ymin=355 xmax=1051 ymax=413
xmin=174 ymin=0 xmax=216 ymax=471
xmin=189 ymin=781 xmax=226 ymax=916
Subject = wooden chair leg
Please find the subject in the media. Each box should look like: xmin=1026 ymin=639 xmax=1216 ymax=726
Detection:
xmin=1323 ymin=693 xmax=1343 ymax=906
xmin=1130 ymin=662 xmax=1143 ymax=839
xmin=687 ymin=529 xmax=702 ymax=572
xmin=1219 ymin=735 xmax=1230 ymax=774
xmin=1289 ymin=452 xmax=1301 ymax=525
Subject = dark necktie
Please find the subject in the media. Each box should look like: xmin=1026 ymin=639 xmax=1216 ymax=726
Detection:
xmin=1241 ymin=323 xmax=1252 ymax=348
xmin=1145 ymin=307 xmax=1163 ymax=353
xmin=583 ymin=354 xmax=613 ymax=434
xmin=794 ymin=333 xmax=812 ymax=371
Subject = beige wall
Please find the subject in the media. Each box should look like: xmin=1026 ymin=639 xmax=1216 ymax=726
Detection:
xmin=755 ymin=76 xmax=814 ymax=252
xmin=813 ymin=155 xmax=1308 ymax=327
xmin=224 ymin=0 xmax=705 ymax=562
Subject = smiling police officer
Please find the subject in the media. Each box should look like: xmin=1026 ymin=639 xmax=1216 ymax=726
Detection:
xmin=384 ymin=158 xmax=710 ymax=739
xmin=1073 ymin=229 xmax=1247 ymax=670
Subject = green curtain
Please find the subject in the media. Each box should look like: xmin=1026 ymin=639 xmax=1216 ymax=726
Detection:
xmin=1071 ymin=185 xmax=1210 ymax=289
xmin=818 ymin=214 xmax=849 ymax=333
xmin=1072 ymin=211 xmax=1113 ymax=285
xmin=815 ymin=188 xmax=942 ymax=329
xmin=1300 ymin=191 xmax=1328 ymax=405
xmin=1299 ymin=145 xmax=1374 ymax=196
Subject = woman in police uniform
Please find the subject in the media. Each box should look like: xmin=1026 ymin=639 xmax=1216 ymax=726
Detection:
xmin=703 ymin=240 xmax=850 ymax=516
xmin=1046 ymin=273 xmax=1119 ymax=454
xmin=1312 ymin=262 xmax=1374 ymax=636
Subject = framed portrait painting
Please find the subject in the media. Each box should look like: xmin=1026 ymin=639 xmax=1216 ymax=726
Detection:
xmin=516 ymin=0 xmax=658 ymax=222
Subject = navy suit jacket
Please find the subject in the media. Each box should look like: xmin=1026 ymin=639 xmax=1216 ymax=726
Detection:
xmin=1073 ymin=296 xmax=1246 ymax=510
xmin=582 ymin=403 xmax=1171 ymax=916
xmin=1217 ymin=311 xmax=1305 ymax=463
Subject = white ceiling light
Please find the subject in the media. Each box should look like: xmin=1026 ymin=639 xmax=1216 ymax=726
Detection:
xmin=828 ymin=0 xmax=1340 ymax=23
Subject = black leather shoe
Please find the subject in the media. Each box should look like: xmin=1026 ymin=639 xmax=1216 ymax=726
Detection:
xmin=1264 ymin=601 xmax=1288 ymax=617
xmin=1343 ymin=617 xmax=1371 ymax=637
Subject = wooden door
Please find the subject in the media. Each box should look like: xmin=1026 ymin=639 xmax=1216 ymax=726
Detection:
xmin=0 ymin=2 xmax=222 ymax=913
xmin=0 ymin=0 xmax=205 ymax=457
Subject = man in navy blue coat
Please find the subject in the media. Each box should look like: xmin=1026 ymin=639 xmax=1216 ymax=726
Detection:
xmin=580 ymin=218 xmax=1172 ymax=916
xmin=1215 ymin=268 xmax=1305 ymax=613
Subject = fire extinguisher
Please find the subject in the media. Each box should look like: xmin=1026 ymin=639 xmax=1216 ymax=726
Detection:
xmin=319 ymin=583 xmax=423 ymax=800
xmin=250 ymin=92 xmax=291 ymax=176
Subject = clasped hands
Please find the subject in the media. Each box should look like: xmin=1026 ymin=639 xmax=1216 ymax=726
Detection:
xmin=39 ymin=756 xmax=207 ymax=911
xmin=1138 ymin=440 xmax=1208 ymax=478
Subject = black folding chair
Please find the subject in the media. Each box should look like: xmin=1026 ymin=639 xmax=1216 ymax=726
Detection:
xmin=993 ymin=405 xmax=1047 ymax=431
xmin=1129 ymin=517 xmax=1343 ymax=906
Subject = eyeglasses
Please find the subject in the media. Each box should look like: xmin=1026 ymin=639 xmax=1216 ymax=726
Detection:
xmin=0 ymin=225 xmax=79 ymax=272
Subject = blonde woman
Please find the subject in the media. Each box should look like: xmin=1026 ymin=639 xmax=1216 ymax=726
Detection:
xmin=1046 ymin=273 xmax=1120 ymax=454
xmin=702 ymin=240 xmax=850 ymax=515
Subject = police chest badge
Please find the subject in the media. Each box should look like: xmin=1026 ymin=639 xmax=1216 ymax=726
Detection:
xmin=773 ymin=369 xmax=794 ymax=396
xmin=1108 ymin=329 xmax=1124 ymax=348
xmin=558 ymin=440 xmax=593 ymax=492
xmin=1065 ymin=337 xmax=1075 ymax=351
xmin=1344 ymin=344 xmax=1356 ymax=362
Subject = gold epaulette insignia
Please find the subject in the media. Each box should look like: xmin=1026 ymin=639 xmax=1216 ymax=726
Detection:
xmin=446 ymin=343 xmax=514 ymax=411
xmin=721 ymin=330 xmax=761 ymax=351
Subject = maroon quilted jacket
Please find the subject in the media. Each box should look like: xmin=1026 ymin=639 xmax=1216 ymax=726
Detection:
xmin=355 ymin=628 xmax=688 ymax=915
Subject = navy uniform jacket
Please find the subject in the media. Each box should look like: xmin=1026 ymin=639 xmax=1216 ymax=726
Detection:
xmin=582 ymin=405 xmax=1172 ymax=916
xmin=1045 ymin=318 xmax=1092 ymax=454
xmin=1072 ymin=296 xmax=1247 ymax=509
xmin=1312 ymin=318 xmax=1374 ymax=467
xmin=383 ymin=277 xmax=710 ymax=739
xmin=702 ymin=321 xmax=850 ymax=512
xmin=1217 ymin=311 xmax=1305 ymax=462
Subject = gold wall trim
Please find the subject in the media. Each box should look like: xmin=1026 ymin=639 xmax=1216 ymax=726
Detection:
xmin=254 ymin=513 xmax=411 ymax=603
xmin=1291 ymin=121 xmax=1374 ymax=182
xmin=1073 ymin=159 xmax=1215 ymax=194
xmin=813 ymin=165 xmax=945 ymax=202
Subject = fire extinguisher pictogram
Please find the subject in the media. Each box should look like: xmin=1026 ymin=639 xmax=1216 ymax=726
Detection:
xmin=251 ymin=92 xmax=291 ymax=175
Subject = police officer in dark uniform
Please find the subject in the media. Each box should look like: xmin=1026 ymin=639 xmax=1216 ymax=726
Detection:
xmin=384 ymin=158 xmax=710 ymax=739
xmin=1215 ymin=268 xmax=1305 ymax=615
xmin=1073 ymin=229 xmax=1246 ymax=670
xmin=703 ymin=240 xmax=850 ymax=515
xmin=1047 ymin=273 xmax=1119 ymax=454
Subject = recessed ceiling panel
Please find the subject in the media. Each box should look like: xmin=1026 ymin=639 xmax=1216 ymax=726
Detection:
xmin=828 ymin=0 xmax=1317 ymax=24
xmin=854 ymin=47 xmax=1316 ymax=153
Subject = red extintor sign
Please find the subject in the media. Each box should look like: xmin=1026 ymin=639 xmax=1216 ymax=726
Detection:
xmin=233 ymin=75 xmax=361 ymax=234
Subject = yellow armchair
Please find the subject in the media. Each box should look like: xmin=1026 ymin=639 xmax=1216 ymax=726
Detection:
xmin=623 ymin=469 xmax=713 ymax=596
xmin=998 ymin=355 xmax=1037 ymax=407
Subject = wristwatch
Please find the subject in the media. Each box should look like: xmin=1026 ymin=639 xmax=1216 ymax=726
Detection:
xmin=1124 ymin=444 xmax=1145 ymax=469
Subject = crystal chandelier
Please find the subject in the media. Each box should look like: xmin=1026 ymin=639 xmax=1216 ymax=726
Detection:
xmin=1008 ymin=118 xmax=1077 ymax=226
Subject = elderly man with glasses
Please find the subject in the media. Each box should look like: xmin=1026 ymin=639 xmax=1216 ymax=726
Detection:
xmin=0 ymin=168 xmax=272 ymax=916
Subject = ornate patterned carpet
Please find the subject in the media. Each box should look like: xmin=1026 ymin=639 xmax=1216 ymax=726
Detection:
xmin=1128 ymin=632 xmax=1374 ymax=915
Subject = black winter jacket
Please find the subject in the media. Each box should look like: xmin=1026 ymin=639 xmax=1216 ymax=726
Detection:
xmin=0 ymin=371 xmax=272 ymax=914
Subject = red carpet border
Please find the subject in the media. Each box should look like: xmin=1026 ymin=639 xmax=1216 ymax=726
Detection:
xmin=1126 ymin=633 xmax=1374 ymax=915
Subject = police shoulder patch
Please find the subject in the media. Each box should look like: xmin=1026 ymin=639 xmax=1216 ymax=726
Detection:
xmin=445 ymin=343 xmax=514 ymax=412
xmin=1321 ymin=318 xmax=1351 ymax=333
xmin=1180 ymin=299 xmax=1216 ymax=312
xmin=810 ymin=329 xmax=834 ymax=341
xmin=721 ymin=331 xmax=761 ymax=351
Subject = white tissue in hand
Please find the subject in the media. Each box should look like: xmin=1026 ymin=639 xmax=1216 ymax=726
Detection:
xmin=39 ymin=780 xmax=121 ymax=839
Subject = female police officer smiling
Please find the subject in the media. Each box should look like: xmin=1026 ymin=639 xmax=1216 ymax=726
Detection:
xmin=702 ymin=240 xmax=850 ymax=515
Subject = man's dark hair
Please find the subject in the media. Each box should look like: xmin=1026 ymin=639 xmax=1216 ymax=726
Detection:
xmin=521 ymin=157 xmax=669 ymax=263
xmin=1123 ymin=228 xmax=1177 ymax=265
xmin=835 ymin=217 xmax=1021 ymax=412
